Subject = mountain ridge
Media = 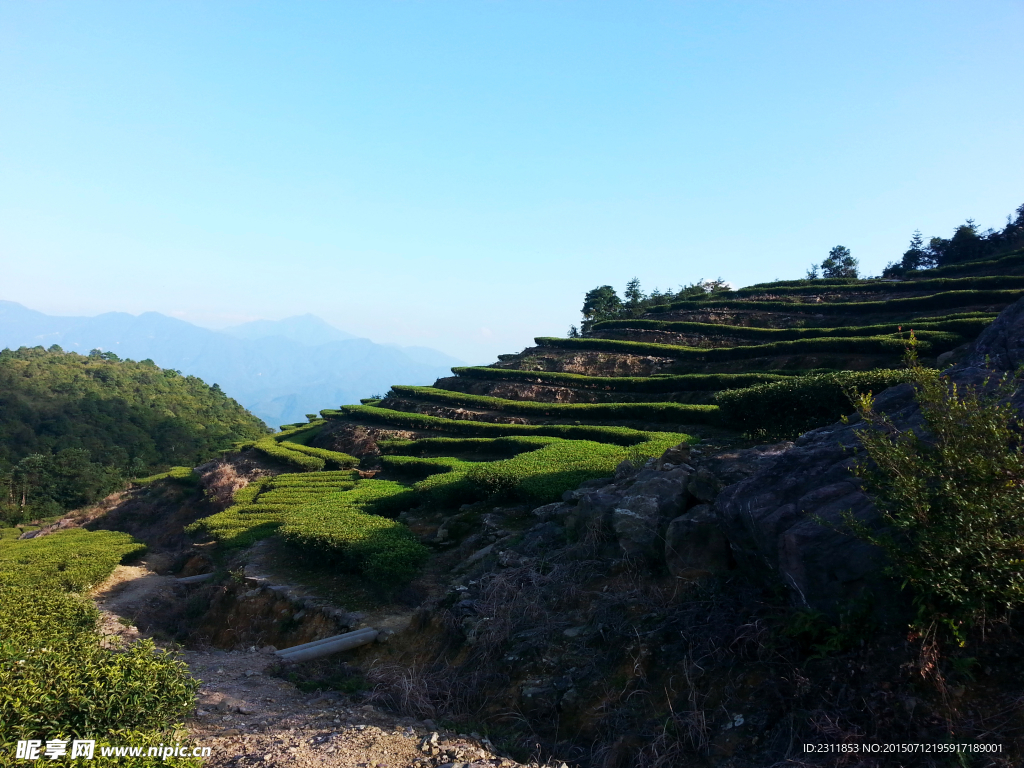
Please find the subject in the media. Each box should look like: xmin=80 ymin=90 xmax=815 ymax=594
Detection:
xmin=0 ymin=301 xmax=463 ymax=427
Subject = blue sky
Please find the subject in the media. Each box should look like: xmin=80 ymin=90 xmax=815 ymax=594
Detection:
xmin=2 ymin=1 xmax=1022 ymax=363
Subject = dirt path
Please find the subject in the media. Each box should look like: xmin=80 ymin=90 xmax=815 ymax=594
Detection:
xmin=91 ymin=564 xmax=530 ymax=768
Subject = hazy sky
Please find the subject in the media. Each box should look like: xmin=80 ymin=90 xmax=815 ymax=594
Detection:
xmin=2 ymin=1 xmax=1022 ymax=363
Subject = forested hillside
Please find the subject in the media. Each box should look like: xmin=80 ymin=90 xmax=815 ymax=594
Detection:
xmin=0 ymin=346 xmax=268 ymax=522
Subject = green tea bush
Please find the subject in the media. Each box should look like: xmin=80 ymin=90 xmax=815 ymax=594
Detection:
xmin=714 ymin=369 xmax=919 ymax=439
xmin=380 ymin=435 xmax=557 ymax=459
xmin=274 ymin=421 xmax=325 ymax=443
xmin=535 ymin=333 xmax=953 ymax=360
xmin=377 ymin=455 xmax=472 ymax=480
xmin=274 ymin=441 xmax=358 ymax=468
xmin=251 ymin=437 xmax=326 ymax=471
xmin=590 ymin=315 xmax=994 ymax=341
xmin=388 ymin=385 xmax=722 ymax=424
xmin=1 ymin=592 xmax=197 ymax=742
xmin=646 ymin=289 xmax=1024 ymax=316
xmin=0 ymin=529 xmax=146 ymax=592
xmin=845 ymin=366 xmax=1024 ymax=642
xmin=279 ymin=480 xmax=427 ymax=583
xmin=133 ymin=466 xmax=197 ymax=487
xmin=325 ymin=404 xmax=691 ymax=446
xmin=413 ymin=432 xmax=687 ymax=507
xmin=903 ymin=248 xmax=1024 ymax=278
xmin=449 ymin=367 xmax=794 ymax=393
xmin=728 ymin=274 xmax=1024 ymax=297
xmin=0 ymin=531 xmax=198 ymax=755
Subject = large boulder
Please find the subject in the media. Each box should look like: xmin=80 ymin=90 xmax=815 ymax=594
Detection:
xmin=664 ymin=504 xmax=733 ymax=578
xmin=712 ymin=295 xmax=1024 ymax=616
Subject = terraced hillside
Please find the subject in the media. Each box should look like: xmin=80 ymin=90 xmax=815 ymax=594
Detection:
xmin=358 ymin=250 xmax=1024 ymax=442
xmin=182 ymin=249 xmax=1024 ymax=594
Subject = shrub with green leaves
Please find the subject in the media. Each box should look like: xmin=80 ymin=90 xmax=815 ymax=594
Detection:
xmin=714 ymin=369 xmax=919 ymax=439
xmin=845 ymin=366 xmax=1024 ymax=642
xmin=727 ymin=274 xmax=1024 ymax=298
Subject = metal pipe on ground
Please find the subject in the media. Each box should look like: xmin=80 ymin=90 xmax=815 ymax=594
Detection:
xmin=275 ymin=628 xmax=378 ymax=663
xmin=176 ymin=573 xmax=214 ymax=584
xmin=275 ymin=627 xmax=377 ymax=657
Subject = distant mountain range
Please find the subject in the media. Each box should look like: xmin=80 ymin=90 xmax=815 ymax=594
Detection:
xmin=0 ymin=301 xmax=463 ymax=428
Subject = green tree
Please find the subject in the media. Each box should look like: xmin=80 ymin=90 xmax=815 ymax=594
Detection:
xmin=580 ymin=285 xmax=622 ymax=333
xmin=820 ymin=245 xmax=858 ymax=278
xmin=623 ymin=277 xmax=645 ymax=316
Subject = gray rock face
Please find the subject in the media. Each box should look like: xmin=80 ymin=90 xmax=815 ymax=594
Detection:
xmin=612 ymin=496 xmax=662 ymax=560
xmin=665 ymin=504 xmax=732 ymax=578
xmin=712 ymin=295 xmax=1024 ymax=616
xmin=567 ymin=463 xmax=690 ymax=559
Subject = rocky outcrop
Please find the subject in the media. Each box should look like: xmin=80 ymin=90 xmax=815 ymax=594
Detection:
xmin=711 ymin=295 xmax=1024 ymax=616
xmin=563 ymin=459 xmax=693 ymax=564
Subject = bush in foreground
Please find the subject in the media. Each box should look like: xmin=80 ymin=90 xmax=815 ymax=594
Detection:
xmin=847 ymin=365 xmax=1024 ymax=643
xmin=0 ymin=531 xmax=198 ymax=763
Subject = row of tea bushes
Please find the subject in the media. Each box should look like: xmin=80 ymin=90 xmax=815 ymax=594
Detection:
xmin=187 ymin=472 xmax=357 ymax=548
xmin=644 ymin=288 xmax=1024 ymax=316
xmin=326 ymin=404 xmax=692 ymax=446
xmin=714 ymin=368 xmax=924 ymax=438
xmin=412 ymin=433 xmax=685 ymax=507
xmin=388 ymin=385 xmax=722 ymax=424
xmin=590 ymin=314 xmax=995 ymax=340
xmin=728 ymin=274 xmax=1024 ymax=297
xmin=133 ymin=465 xmax=198 ymax=487
xmin=449 ymin=367 xmax=799 ymax=393
xmin=534 ymin=332 xmax=961 ymax=360
xmin=278 ymin=480 xmax=428 ymax=584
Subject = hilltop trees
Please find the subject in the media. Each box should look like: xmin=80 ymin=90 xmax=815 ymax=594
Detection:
xmin=820 ymin=245 xmax=859 ymax=278
xmin=883 ymin=203 xmax=1024 ymax=277
xmin=578 ymin=278 xmax=730 ymax=334
xmin=580 ymin=285 xmax=623 ymax=333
